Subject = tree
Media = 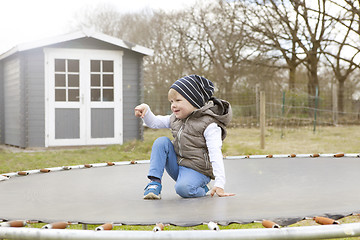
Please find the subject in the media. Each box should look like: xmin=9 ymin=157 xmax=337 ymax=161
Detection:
xmin=72 ymin=5 xmax=188 ymax=113
xmin=72 ymin=4 xmax=154 ymax=46
xmin=244 ymin=0 xmax=305 ymax=91
xmin=245 ymin=0 xmax=336 ymax=110
xmin=143 ymin=11 xmax=196 ymax=114
xmin=174 ymin=1 xmax=253 ymax=100
xmin=324 ymin=0 xmax=360 ymax=113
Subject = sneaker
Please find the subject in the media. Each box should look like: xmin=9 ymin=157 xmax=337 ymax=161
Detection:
xmin=204 ymin=184 xmax=209 ymax=193
xmin=204 ymin=181 xmax=213 ymax=196
xmin=144 ymin=182 xmax=162 ymax=200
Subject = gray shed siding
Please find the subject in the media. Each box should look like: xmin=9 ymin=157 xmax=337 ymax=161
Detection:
xmin=0 ymin=62 xmax=4 ymax=144
xmin=24 ymin=49 xmax=45 ymax=147
xmin=3 ymin=55 xmax=23 ymax=147
xmin=122 ymin=51 xmax=143 ymax=142
xmin=0 ymin=50 xmax=45 ymax=147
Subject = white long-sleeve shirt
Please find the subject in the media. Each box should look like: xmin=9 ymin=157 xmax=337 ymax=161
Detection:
xmin=142 ymin=106 xmax=226 ymax=189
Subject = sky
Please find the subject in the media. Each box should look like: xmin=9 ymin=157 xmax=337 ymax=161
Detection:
xmin=0 ymin=0 xmax=201 ymax=54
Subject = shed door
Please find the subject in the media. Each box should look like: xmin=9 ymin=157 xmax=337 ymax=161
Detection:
xmin=45 ymin=48 xmax=123 ymax=147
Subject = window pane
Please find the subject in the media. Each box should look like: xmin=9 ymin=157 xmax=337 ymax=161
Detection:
xmin=68 ymin=89 xmax=79 ymax=102
xmin=103 ymin=74 xmax=113 ymax=87
xmin=55 ymin=59 xmax=65 ymax=72
xmin=68 ymin=74 xmax=79 ymax=87
xmin=55 ymin=89 xmax=66 ymax=101
xmin=103 ymin=60 xmax=113 ymax=72
xmin=55 ymin=74 xmax=66 ymax=87
xmin=91 ymin=60 xmax=100 ymax=72
xmin=91 ymin=74 xmax=100 ymax=86
xmin=91 ymin=89 xmax=101 ymax=101
xmin=103 ymin=89 xmax=113 ymax=101
xmin=68 ymin=59 xmax=79 ymax=72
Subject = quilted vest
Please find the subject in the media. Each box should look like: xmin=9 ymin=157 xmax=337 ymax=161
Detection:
xmin=170 ymin=98 xmax=232 ymax=179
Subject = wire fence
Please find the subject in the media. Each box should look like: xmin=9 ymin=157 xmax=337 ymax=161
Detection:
xmin=230 ymin=85 xmax=360 ymax=131
xmin=144 ymin=82 xmax=360 ymax=132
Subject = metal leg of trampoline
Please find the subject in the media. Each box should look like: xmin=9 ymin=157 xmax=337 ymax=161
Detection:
xmin=82 ymin=224 xmax=87 ymax=230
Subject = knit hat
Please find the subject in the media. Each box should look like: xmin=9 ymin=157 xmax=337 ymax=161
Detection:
xmin=170 ymin=75 xmax=214 ymax=109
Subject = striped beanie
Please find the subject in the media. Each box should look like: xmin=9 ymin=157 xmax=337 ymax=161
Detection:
xmin=170 ymin=75 xmax=214 ymax=109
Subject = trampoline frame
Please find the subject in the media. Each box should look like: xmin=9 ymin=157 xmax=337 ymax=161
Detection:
xmin=1 ymin=222 xmax=360 ymax=239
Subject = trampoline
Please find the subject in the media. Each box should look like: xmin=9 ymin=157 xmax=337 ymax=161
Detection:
xmin=1 ymin=153 xmax=360 ymax=239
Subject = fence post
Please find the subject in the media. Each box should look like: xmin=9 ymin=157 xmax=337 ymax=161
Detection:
xmin=260 ymin=91 xmax=265 ymax=149
xmin=256 ymin=84 xmax=260 ymax=121
xmin=332 ymin=83 xmax=338 ymax=126
xmin=313 ymin=86 xmax=319 ymax=133
xmin=281 ymin=91 xmax=285 ymax=138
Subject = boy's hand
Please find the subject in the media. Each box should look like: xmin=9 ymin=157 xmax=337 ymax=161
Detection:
xmin=209 ymin=187 xmax=235 ymax=197
xmin=134 ymin=104 xmax=149 ymax=118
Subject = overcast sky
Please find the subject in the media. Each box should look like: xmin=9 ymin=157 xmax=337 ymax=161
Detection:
xmin=0 ymin=0 xmax=202 ymax=54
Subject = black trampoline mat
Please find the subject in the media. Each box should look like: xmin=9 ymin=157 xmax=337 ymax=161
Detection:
xmin=1 ymin=156 xmax=360 ymax=226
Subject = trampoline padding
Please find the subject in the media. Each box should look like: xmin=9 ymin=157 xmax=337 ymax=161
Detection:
xmin=0 ymin=157 xmax=359 ymax=226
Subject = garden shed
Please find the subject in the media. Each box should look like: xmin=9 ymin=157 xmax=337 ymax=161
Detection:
xmin=0 ymin=29 xmax=153 ymax=148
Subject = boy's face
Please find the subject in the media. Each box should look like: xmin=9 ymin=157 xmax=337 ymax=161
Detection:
xmin=168 ymin=89 xmax=197 ymax=119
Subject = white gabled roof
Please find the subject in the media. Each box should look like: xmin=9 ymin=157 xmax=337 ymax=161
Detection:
xmin=0 ymin=29 xmax=154 ymax=60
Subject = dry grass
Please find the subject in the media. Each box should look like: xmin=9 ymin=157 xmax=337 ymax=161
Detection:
xmin=223 ymin=125 xmax=360 ymax=156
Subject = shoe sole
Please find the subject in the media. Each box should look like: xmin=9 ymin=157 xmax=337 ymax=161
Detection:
xmin=143 ymin=192 xmax=161 ymax=200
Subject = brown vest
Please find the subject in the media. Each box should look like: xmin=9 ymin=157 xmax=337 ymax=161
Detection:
xmin=170 ymin=98 xmax=232 ymax=179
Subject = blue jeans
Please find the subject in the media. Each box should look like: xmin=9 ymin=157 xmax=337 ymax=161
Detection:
xmin=148 ymin=136 xmax=210 ymax=198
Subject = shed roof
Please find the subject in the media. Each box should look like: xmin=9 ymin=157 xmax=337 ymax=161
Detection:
xmin=0 ymin=29 xmax=154 ymax=60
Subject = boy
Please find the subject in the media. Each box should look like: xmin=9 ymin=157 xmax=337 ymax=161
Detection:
xmin=134 ymin=75 xmax=234 ymax=199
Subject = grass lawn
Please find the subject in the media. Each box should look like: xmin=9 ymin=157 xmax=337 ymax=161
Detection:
xmin=1 ymin=126 xmax=359 ymax=173
xmin=0 ymin=125 xmax=360 ymax=238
